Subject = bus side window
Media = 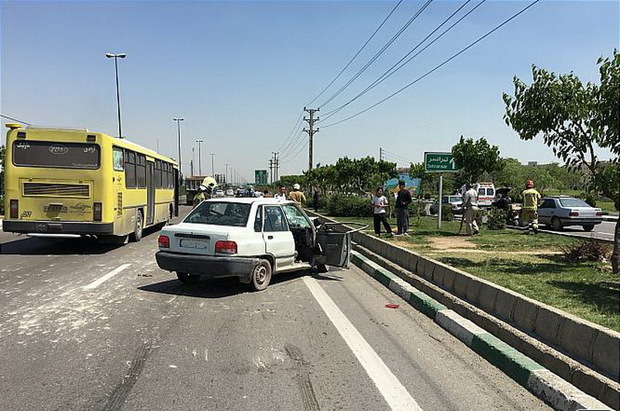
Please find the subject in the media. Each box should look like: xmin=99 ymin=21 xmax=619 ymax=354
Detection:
xmin=113 ymin=147 xmax=124 ymax=171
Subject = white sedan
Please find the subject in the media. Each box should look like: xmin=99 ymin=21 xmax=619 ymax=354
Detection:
xmin=156 ymin=198 xmax=353 ymax=291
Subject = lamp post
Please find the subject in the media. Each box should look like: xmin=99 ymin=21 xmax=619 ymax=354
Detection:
xmin=196 ymin=139 xmax=204 ymax=176
xmin=210 ymin=153 xmax=215 ymax=176
xmin=173 ymin=117 xmax=184 ymax=184
xmin=105 ymin=52 xmax=126 ymax=138
xmin=225 ymin=163 xmax=229 ymax=185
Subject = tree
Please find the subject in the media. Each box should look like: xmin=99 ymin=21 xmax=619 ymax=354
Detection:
xmin=451 ymin=136 xmax=504 ymax=186
xmin=503 ymin=49 xmax=619 ymax=273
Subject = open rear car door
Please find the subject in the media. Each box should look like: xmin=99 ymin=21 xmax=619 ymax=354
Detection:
xmin=314 ymin=222 xmax=367 ymax=268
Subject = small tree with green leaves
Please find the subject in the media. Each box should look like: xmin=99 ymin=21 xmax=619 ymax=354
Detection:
xmin=503 ymin=50 xmax=619 ymax=273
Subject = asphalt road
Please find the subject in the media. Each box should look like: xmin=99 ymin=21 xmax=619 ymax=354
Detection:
xmin=538 ymin=219 xmax=616 ymax=242
xmin=0 ymin=210 xmax=551 ymax=411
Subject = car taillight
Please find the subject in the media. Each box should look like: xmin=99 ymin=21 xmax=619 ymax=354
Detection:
xmin=93 ymin=202 xmax=102 ymax=221
xmin=158 ymin=235 xmax=170 ymax=248
xmin=10 ymin=199 xmax=18 ymax=219
xmin=569 ymin=211 xmax=579 ymax=217
xmin=596 ymin=211 xmax=603 ymax=216
xmin=215 ymin=240 xmax=237 ymax=254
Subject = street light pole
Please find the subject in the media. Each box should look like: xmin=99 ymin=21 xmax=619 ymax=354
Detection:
xmin=173 ymin=117 xmax=184 ymax=184
xmin=210 ymin=153 xmax=215 ymax=176
xmin=105 ymin=52 xmax=126 ymax=138
xmin=196 ymin=139 xmax=204 ymax=176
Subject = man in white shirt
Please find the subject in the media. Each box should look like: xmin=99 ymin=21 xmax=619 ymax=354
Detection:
xmin=462 ymin=183 xmax=480 ymax=235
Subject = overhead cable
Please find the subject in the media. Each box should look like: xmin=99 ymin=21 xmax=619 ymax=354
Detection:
xmin=305 ymin=0 xmax=403 ymax=107
xmin=321 ymin=0 xmax=542 ymax=129
xmin=0 ymin=114 xmax=32 ymax=125
xmin=322 ymin=0 xmax=484 ymax=122
xmin=318 ymin=0 xmax=434 ymax=109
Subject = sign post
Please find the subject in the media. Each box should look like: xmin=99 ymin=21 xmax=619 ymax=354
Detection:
xmin=424 ymin=152 xmax=459 ymax=229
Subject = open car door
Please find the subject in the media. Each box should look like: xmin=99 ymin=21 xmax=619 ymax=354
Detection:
xmin=314 ymin=222 xmax=366 ymax=268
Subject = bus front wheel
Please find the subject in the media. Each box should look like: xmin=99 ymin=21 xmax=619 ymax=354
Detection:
xmin=130 ymin=210 xmax=143 ymax=242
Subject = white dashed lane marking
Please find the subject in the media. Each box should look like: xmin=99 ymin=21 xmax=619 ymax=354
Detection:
xmin=84 ymin=264 xmax=131 ymax=290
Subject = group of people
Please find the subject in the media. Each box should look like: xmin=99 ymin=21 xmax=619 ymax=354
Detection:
xmin=371 ymin=180 xmax=412 ymax=237
xmin=370 ymin=178 xmax=542 ymax=238
xmin=462 ymin=179 xmax=541 ymax=235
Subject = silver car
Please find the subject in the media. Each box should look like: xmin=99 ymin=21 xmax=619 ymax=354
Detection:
xmin=537 ymin=196 xmax=603 ymax=231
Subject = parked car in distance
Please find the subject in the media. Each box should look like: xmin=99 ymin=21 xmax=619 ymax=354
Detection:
xmin=429 ymin=195 xmax=463 ymax=215
xmin=537 ymin=196 xmax=603 ymax=231
xmin=155 ymin=198 xmax=353 ymax=291
xmin=225 ymin=188 xmax=235 ymax=196
xmin=214 ymin=189 xmax=225 ymax=197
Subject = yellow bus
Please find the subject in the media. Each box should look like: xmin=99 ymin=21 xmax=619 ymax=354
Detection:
xmin=3 ymin=124 xmax=178 ymax=243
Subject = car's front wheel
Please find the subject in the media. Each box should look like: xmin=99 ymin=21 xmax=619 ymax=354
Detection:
xmin=551 ymin=217 xmax=563 ymax=231
xmin=582 ymin=224 xmax=595 ymax=232
xmin=251 ymin=259 xmax=272 ymax=291
xmin=177 ymin=272 xmax=201 ymax=284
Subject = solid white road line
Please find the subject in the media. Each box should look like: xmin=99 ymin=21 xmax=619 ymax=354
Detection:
xmin=83 ymin=264 xmax=131 ymax=290
xmin=303 ymin=276 xmax=423 ymax=411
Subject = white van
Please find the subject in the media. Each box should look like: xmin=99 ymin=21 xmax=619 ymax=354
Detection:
xmin=459 ymin=182 xmax=496 ymax=208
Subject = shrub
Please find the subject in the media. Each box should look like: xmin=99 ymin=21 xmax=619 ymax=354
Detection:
xmin=411 ymin=201 xmax=427 ymax=217
xmin=562 ymin=239 xmax=611 ymax=262
xmin=440 ymin=204 xmax=454 ymax=221
xmin=326 ymin=194 xmax=373 ymax=217
xmin=487 ymin=208 xmax=507 ymax=230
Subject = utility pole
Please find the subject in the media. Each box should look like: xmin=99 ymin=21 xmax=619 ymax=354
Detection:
xmin=379 ymin=147 xmax=383 ymax=161
xmin=272 ymin=152 xmax=279 ymax=182
xmin=210 ymin=153 xmax=215 ymax=176
xmin=225 ymin=163 xmax=229 ymax=185
xmin=196 ymin=139 xmax=204 ymax=175
xmin=303 ymin=107 xmax=319 ymax=171
xmin=173 ymin=117 xmax=184 ymax=185
xmin=269 ymin=157 xmax=273 ymax=184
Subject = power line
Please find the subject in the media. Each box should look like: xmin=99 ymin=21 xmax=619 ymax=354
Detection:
xmin=305 ymin=0 xmax=404 ymax=107
xmin=279 ymin=130 xmax=306 ymax=159
xmin=318 ymin=0 xmax=434 ymax=109
xmin=275 ymin=110 xmax=305 ymax=153
xmin=0 ymin=114 xmax=32 ymax=125
xmin=322 ymin=0 xmax=542 ymax=129
xmin=321 ymin=0 xmax=483 ymax=122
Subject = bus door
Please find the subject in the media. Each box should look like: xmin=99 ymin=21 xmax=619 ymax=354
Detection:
xmin=146 ymin=161 xmax=155 ymax=225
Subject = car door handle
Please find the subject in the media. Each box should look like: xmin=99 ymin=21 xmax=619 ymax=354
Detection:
xmin=267 ymin=235 xmax=274 ymax=239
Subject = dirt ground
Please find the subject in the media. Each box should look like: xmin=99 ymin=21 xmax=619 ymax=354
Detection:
xmin=392 ymin=236 xmax=561 ymax=256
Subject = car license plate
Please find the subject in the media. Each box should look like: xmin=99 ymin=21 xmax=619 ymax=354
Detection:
xmin=180 ymin=239 xmax=209 ymax=249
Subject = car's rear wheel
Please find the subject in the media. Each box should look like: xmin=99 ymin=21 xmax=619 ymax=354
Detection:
xmin=551 ymin=217 xmax=563 ymax=231
xmin=251 ymin=259 xmax=272 ymax=291
xmin=582 ymin=224 xmax=595 ymax=232
xmin=177 ymin=272 xmax=201 ymax=284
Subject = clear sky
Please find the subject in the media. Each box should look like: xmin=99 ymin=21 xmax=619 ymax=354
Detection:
xmin=1 ymin=0 xmax=618 ymax=184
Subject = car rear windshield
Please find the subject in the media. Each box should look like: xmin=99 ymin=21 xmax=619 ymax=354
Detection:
xmin=558 ymin=198 xmax=590 ymax=208
xmin=184 ymin=202 xmax=251 ymax=227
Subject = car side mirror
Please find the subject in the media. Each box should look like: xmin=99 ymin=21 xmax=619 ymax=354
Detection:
xmin=312 ymin=217 xmax=322 ymax=228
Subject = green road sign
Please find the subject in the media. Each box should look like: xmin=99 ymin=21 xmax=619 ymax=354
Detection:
xmin=424 ymin=152 xmax=458 ymax=172
xmin=255 ymin=170 xmax=267 ymax=185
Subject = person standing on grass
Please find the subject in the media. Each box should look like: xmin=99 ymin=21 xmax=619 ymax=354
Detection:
xmin=521 ymin=179 xmax=541 ymax=234
xmin=462 ymin=183 xmax=480 ymax=235
xmin=371 ymin=187 xmax=393 ymax=237
xmin=394 ymin=180 xmax=412 ymax=236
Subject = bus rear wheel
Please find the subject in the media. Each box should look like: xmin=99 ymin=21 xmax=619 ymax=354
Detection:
xmin=130 ymin=210 xmax=143 ymax=242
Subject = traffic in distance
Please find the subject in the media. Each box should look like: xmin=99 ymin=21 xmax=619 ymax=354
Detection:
xmin=0 ymin=124 xmax=613 ymax=410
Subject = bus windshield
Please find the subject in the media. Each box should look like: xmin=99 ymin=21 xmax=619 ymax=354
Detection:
xmin=12 ymin=140 xmax=100 ymax=169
